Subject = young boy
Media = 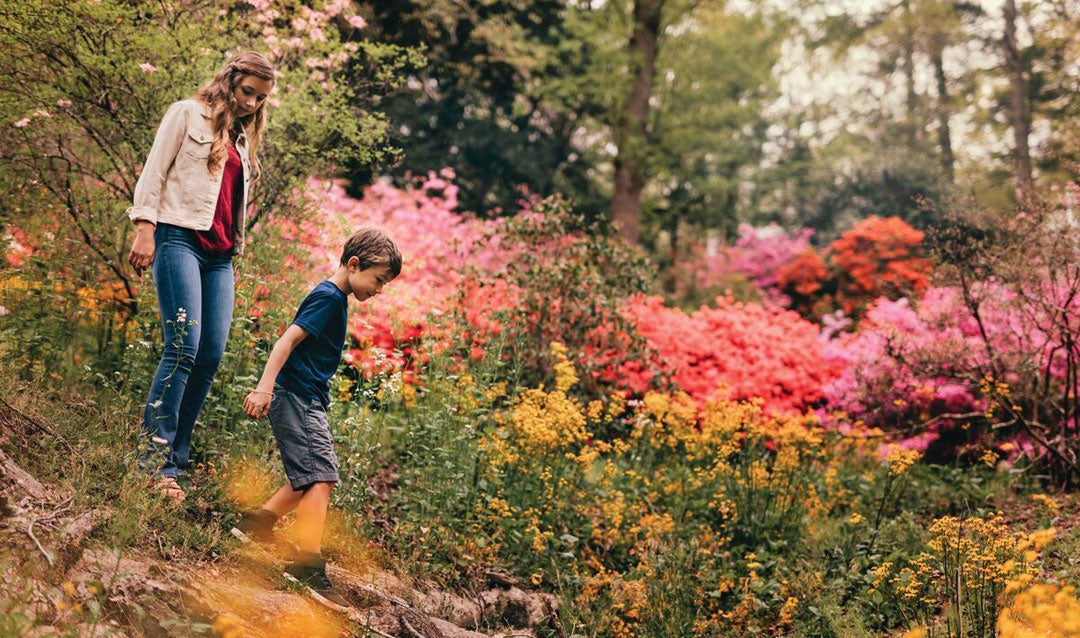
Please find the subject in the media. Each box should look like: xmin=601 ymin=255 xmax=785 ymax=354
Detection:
xmin=234 ymin=227 xmax=401 ymax=609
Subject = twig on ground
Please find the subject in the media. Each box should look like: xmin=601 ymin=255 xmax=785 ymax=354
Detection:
xmin=27 ymin=517 xmax=55 ymax=566
xmin=0 ymin=396 xmax=70 ymax=447
xmin=154 ymin=531 xmax=166 ymax=559
xmin=359 ymin=624 xmax=397 ymax=638
xmin=400 ymin=617 xmax=428 ymax=638
xmin=38 ymin=495 xmax=75 ymax=523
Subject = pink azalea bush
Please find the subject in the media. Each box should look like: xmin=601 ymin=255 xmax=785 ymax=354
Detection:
xmin=823 ymin=277 xmax=1080 ymax=459
xmin=688 ymin=223 xmax=815 ymax=307
xmin=822 ymin=291 xmax=984 ymax=452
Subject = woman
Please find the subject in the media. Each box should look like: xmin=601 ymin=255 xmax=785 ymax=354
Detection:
xmin=127 ymin=51 xmax=275 ymax=501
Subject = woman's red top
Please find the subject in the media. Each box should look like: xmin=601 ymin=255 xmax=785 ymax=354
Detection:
xmin=195 ymin=133 xmax=242 ymax=255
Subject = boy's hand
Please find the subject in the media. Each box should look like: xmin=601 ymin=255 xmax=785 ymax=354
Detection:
xmin=244 ymin=390 xmax=273 ymax=419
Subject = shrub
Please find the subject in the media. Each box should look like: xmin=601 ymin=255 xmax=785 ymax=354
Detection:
xmin=828 ymin=216 xmax=933 ymax=316
xmin=623 ymin=294 xmax=839 ymax=413
xmin=870 ymin=517 xmax=1057 ymax=638
xmin=678 ymin=223 xmax=815 ymax=309
xmin=824 ymin=187 xmax=1080 ymax=481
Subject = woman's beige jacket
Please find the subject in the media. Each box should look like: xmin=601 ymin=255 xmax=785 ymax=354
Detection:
xmin=127 ymin=99 xmax=252 ymax=255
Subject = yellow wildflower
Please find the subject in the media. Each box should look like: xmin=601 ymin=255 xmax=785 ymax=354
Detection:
xmin=884 ymin=444 xmax=921 ymax=476
xmin=1028 ymin=527 xmax=1056 ymax=552
xmin=549 ymin=341 xmax=579 ymax=392
xmin=1030 ymin=493 xmax=1060 ymax=515
xmin=778 ymin=596 xmax=799 ymax=626
xmin=999 ymin=580 xmax=1080 ymax=637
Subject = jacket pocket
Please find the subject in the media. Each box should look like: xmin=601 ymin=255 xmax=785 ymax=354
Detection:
xmin=182 ymin=128 xmax=213 ymax=160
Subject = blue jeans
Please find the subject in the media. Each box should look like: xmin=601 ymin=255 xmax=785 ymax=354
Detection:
xmin=142 ymin=224 xmax=234 ymax=477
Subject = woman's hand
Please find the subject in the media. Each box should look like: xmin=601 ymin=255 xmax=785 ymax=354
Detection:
xmin=244 ymin=390 xmax=273 ymax=419
xmin=128 ymin=221 xmax=156 ymax=276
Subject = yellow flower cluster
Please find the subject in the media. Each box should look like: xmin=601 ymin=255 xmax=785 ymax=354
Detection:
xmin=578 ymin=568 xmax=649 ymax=638
xmin=876 ymin=514 xmax=1064 ymax=633
xmin=1030 ymin=493 xmax=1060 ymax=515
xmin=484 ymin=381 xmax=508 ymax=403
xmin=884 ymin=444 xmax=921 ymax=476
xmin=927 ymin=514 xmax=1027 ymax=587
xmin=335 ymin=376 xmax=354 ymax=403
xmin=1019 ymin=527 xmax=1057 ymax=561
xmin=999 ymin=578 xmax=1080 ymax=637
xmin=478 ymin=344 xmax=903 ymax=632
xmin=486 ymin=497 xmax=514 ymax=519
xmin=455 ymin=373 xmax=478 ymax=413
xmin=637 ymin=391 xmax=699 ymax=451
xmin=550 ymin=340 xmax=579 ymax=392
xmin=979 ymin=375 xmax=1014 ymax=417
xmin=778 ymin=596 xmax=800 ymax=628
xmin=491 ymin=341 xmax=591 ymax=457
xmin=695 ymin=398 xmax=762 ymax=460
xmin=507 ymin=386 xmax=588 ymax=454
xmin=869 ymin=558 xmax=935 ymax=604
xmin=630 ymin=512 xmax=675 ymax=544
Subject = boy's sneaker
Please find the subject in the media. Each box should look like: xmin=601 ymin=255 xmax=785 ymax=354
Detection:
xmin=231 ymin=508 xmax=278 ymax=544
xmin=283 ymin=552 xmax=352 ymax=612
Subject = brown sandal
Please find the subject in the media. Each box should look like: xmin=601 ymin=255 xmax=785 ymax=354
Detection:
xmin=153 ymin=476 xmax=186 ymax=502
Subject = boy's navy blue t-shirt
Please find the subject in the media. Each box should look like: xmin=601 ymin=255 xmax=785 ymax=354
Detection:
xmin=276 ymin=280 xmax=348 ymax=408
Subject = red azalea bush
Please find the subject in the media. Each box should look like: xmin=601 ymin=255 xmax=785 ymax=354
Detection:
xmin=621 ymin=294 xmax=839 ymax=413
xmin=776 ymin=248 xmax=831 ymax=318
xmin=827 ymin=215 xmax=933 ymax=316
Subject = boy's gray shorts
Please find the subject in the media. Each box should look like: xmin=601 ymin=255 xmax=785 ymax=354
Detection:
xmin=269 ymin=384 xmax=339 ymax=490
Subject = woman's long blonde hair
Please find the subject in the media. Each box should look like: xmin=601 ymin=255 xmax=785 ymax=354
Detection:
xmin=193 ymin=51 xmax=275 ymax=177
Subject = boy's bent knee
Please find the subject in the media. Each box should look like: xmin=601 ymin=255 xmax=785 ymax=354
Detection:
xmin=296 ymin=481 xmax=335 ymax=495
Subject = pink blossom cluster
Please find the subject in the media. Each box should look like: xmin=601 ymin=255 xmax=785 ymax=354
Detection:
xmin=822 ymin=291 xmax=983 ymax=447
xmin=689 ymin=223 xmax=815 ymax=307
xmin=246 ymin=0 xmax=367 ymax=88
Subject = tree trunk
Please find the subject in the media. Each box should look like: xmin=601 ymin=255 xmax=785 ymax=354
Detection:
xmin=900 ymin=0 xmax=922 ymax=147
xmin=610 ymin=0 xmax=663 ymax=245
xmin=1002 ymin=0 xmax=1033 ymax=200
xmin=930 ymin=39 xmax=954 ymax=181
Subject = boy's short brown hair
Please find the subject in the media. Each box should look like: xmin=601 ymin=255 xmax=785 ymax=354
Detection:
xmin=340 ymin=227 xmax=402 ymax=277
